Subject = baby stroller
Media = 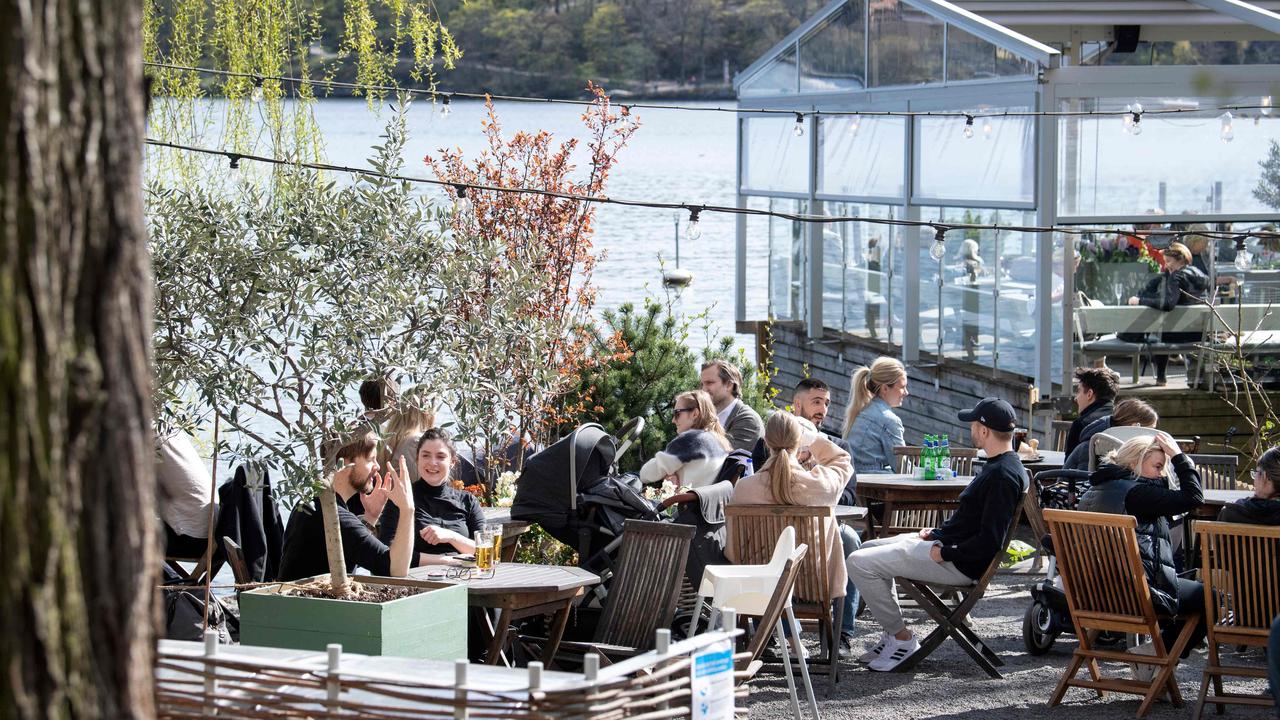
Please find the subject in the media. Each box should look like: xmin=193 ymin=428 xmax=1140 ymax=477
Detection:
xmin=511 ymin=418 xmax=656 ymax=577
xmin=1023 ymin=468 xmax=1092 ymax=655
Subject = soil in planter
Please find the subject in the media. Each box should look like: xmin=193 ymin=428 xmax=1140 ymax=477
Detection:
xmin=281 ymin=579 xmax=427 ymax=603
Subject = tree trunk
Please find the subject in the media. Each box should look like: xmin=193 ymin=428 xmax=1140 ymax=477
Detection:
xmin=319 ymin=485 xmax=351 ymax=596
xmin=0 ymin=0 xmax=154 ymax=718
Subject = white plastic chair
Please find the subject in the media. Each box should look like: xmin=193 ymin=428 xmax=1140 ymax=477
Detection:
xmin=692 ymin=526 xmax=819 ymax=720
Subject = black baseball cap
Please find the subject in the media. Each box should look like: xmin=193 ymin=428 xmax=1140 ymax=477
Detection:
xmin=958 ymin=398 xmax=1017 ymax=432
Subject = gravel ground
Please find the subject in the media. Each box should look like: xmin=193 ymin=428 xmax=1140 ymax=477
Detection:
xmin=744 ymin=569 xmax=1275 ymax=719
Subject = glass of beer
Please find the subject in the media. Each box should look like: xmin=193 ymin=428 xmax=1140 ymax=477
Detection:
xmin=474 ymin=530 xmax=493 ymax=571
xmin=491 ymin=529 xmax=503 ymax=568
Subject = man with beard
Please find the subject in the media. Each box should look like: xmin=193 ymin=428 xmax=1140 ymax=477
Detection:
xmin=278 ymin=430 xmax=419 ymax=581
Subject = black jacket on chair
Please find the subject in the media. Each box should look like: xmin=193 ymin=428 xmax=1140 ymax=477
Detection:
xmin=213 ymin=463 xmax=285 ymax=582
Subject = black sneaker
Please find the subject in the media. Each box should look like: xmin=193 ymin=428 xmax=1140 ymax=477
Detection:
xmin=838 ymin=633 xmax=856 ymax=659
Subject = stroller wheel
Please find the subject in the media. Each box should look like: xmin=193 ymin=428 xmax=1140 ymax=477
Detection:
xmin=1022 ymin=601 xmax=1057 ymax=655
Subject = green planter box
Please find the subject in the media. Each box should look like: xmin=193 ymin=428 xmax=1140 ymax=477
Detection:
xmin=240 ymin=577 xmax=467 ymax=660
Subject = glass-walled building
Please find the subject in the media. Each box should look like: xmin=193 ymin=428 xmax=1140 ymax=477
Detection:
xmin=734 ymin=0 xmax=1280 ymax=396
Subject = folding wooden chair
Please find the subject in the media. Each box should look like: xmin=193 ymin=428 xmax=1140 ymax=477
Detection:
xmin=891 ymin=484 xmax=1027 ymax=678
xmin=548 ymin=520 xmax=694 ymax=665
xmin=1193 ymin=521 xmax=1280 ymax=717
xmin=1185 ymin=454 xmax=1241 ymax=491
xmin=1043 ymin=509 xmax=1202 ymax=718
xmin=726 ymin=505 xmax=844 ymax=694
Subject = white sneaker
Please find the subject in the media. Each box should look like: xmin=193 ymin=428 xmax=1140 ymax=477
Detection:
xmin=857 ymin=631 xmax=891 ymax=665
xmin=868 ymin=634 xmax=920 ymax=672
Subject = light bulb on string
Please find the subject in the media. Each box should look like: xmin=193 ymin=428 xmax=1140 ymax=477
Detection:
xmin=453 ymin=184 xmax=472 ymax=215
xmin=1235 ymin=237 xmax=1252 ymax=271
xmin=793 ymin=113 xmax=805 ymax=138
xmin=1122 ymin=104 xmax=1133 ymax=134
xmin=440 ymin=94 xmax=452 ymax=119
xmin=685 ymin=207 xmax=703 ymax=240
xmin=962 ymin=114 xmax=974 ymax=139
xmin=1220 ymin=112 xmax=1234 ymax=142
xmin=981 ymin=117 xmax=993 ymax=139
xmin=929 ymin=227 xmax=947 ymax=261
xmin=251 ymin=75 xmax=265 ymax=104
xmin=848 ymin=114 xmax=860 ymax=135
xmin=1129 ymin=103 xmax=1143 ymax=136
xmin=1262 ymin=96 xmax=1273 ymax=117
xmin=228 ymin=154 xmax=241 ymax=171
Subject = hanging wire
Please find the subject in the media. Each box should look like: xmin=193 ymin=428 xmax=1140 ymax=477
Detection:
xmin=145 ymin=138 xmax=1280 ymax=241
xmin=142 ymin=61 xmax=1275 ymax=120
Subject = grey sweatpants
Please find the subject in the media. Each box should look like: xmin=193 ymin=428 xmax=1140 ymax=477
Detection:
xmin=846 ymin=533 xmax=974 ymax=636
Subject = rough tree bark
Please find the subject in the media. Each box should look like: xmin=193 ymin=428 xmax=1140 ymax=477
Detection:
xmin=0 ymin=0 xmax=154 ymax=718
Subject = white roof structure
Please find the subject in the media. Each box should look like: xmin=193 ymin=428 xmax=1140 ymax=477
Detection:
xmin=731 ymin=0 xmax=1280 ymax=396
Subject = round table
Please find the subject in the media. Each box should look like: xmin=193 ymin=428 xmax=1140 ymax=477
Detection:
xmin=855 ymin=473 xmax=974 ymax=539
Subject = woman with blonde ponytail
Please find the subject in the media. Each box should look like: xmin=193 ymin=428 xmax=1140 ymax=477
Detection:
xmin=728 ymin=411 xmax=854 ymax=606
xmin=842 ymin=357 xmax=908 ymax=475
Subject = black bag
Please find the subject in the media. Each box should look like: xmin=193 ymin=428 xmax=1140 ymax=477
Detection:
xmin=162 ymin=567 xmax=239 ymax=643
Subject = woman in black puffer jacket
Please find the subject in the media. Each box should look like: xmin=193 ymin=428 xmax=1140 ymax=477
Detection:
xmin=1079 ymin=432 xmax=1205 ymax=657
xmin=1124 ymin=242 xmax=1210 ymax=385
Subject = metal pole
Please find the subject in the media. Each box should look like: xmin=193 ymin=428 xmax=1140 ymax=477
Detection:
xmin=673 ymin=213 xmax=681 ymax=267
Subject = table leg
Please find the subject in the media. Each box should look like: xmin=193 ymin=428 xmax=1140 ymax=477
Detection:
xmin=485 ymin=607 xmax=514 ymax=665
xmin=541 ymin=599 xmax=574 ymax=667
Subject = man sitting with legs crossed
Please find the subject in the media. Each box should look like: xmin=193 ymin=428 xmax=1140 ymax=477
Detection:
xmin=847 ymin=397 xmax=1028 ymax=671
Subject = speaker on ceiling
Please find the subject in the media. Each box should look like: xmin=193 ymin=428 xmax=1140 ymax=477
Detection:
xmin=1113 ymin=25 xmax=1141 ymax=54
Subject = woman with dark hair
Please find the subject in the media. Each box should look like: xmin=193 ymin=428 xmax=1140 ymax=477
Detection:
xmin=1218 ymin=448 xmax=1280 ymax=525
xmin=379 ymin=428 xmax=486 ymax=563
xmin=1062 ymin=398 xmax=1159 ymax=471
xmin=1124 ymin=242 xmax=1210 ymax=385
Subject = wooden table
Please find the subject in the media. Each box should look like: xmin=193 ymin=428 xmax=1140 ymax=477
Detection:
xmin=976 ymin=449 xmax=1066 ymax=475
xmin=855 ymin=473 xmax=974 ymax=539
xmin=1194 ymin=489 xmax=1253 ymax=518
xmin=482 ymin=507 xmax=532 ymax=563
xmin=401 ymin=562 xmax=599 ymax=666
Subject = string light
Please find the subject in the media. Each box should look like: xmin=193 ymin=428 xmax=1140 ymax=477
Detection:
xmin=848 ymin=114 xmax=860 ymax=135
xmin=145 ymin=138 xmax=1280 ymax=243
xmin=981 ymin=117 xmax=993 ymax=139
xmin=453 ymin=184 xmax=471 ymax=214
xmin=228 ymin=154 xmax=241 ymax=170
xmin=962 ymin=114 xmax=974 ymax=139
xmin=686 ymin=206 xmax=703 ymax=240
xmin=792 ymin=113 xmax=805 ymax=138
xmin=1220 ymin=111 xmax=1234 ymax=142
xmin=929 ymin=226 xmax=947 ymax=260
xmin=440 ymin=94 xmax=452 ymax=118
xmin=1129 ymin=103 xmax=1143 ymax=136
xmin=142 ymin=62 xmax=1277 ymax=121
xmin=251 ymin=75 xmax=265 ymax=104
xmin=1262 ymin=96 xmax=1273 ymax=117
xmin=1235 ymin=236 xmax=1253 ymax=271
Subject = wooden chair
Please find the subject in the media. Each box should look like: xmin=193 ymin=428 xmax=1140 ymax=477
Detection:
xmin=893 ymin=445 xmax=980 ymax=476
xmin=1051 ymin=420 xmax=1073 ymax=452
xmin=551 ymin=520 xmax=693 ymax=664
xmin=1193 ymin=521 xmax=1280 ymax=717
xmin=1043 ymin=509 xmax=1202 ymax=718
xmin=891 ymin=484 xmax=1027 ymax=678
xmin=1186 ymin=453 xmax=1241 ymax=491
xmin=222 ymin=536 xmax=251 ymax=586
xmin=725 ymin=505 xmax=844 ymax=694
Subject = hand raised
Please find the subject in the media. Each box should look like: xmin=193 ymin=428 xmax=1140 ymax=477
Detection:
xmin=363 ymin=470 xmax=392 ymax=518
xmin=387 ymin=459 xmax=414 ymax=510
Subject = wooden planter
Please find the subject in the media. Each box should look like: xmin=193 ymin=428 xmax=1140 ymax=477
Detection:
xmin=240 ymin=576 xmax=467 ymax=660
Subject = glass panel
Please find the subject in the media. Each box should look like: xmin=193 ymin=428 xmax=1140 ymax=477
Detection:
xmin=821 ymin=202 xmax=901 ymax=343
xmin=1057 ymin=97 xmax=1279 ymax=217
xmin=768 ymin=198 xmax=808 ymax=320
xmin=799 ymin=1 xmax=866 ymax=93
xmin=868 ymin=0 xmax=942 ymax=87
xmin=742 ymin=116 xmax=810 ymax=194
xmin=914 ymin=111 xmax=1035 ymax=203
xmin=745 ymin=197 xmax=772 ymax=321
xmin=1081 ymin=41 xmax=1280 ymax=67
xmin=739 ymin=46 xmax=798 ymax=97
xmin=818 ymin=115 xmax=905 ymax=199
xmin=946 ymin=24 xmax=1035 ymax=81
xmin=918 ymin=207 xmax=1040 ymax=377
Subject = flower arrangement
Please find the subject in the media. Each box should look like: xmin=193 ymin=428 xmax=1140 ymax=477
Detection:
xmin=451 ymin=470 xmax=519 ymax=507
xmin=1078 ymin=233 xmax=1164 ymax=272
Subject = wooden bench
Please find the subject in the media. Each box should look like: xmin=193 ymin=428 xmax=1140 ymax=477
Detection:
xmin=1074 ymin=303 xmax=1280 ymax=386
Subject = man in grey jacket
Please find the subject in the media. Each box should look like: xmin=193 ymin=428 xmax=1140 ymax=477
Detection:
xmin=700 ymin=359 xmax=764 ymax=452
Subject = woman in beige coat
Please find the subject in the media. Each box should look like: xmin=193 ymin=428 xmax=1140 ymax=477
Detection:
xmin=727 ymin=412 xmax=853 ymax=603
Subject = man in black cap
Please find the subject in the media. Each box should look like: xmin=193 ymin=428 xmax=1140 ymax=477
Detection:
xmin=846 ymin=397 xmax=1028 ymax=672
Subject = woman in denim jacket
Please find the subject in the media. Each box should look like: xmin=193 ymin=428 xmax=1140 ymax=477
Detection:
xmin=842 ymin=357 xmax=909 ymax=475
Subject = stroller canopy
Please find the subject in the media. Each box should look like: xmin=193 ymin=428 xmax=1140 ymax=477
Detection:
xmin=512 ymin=423 xmax=617 ymax=523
